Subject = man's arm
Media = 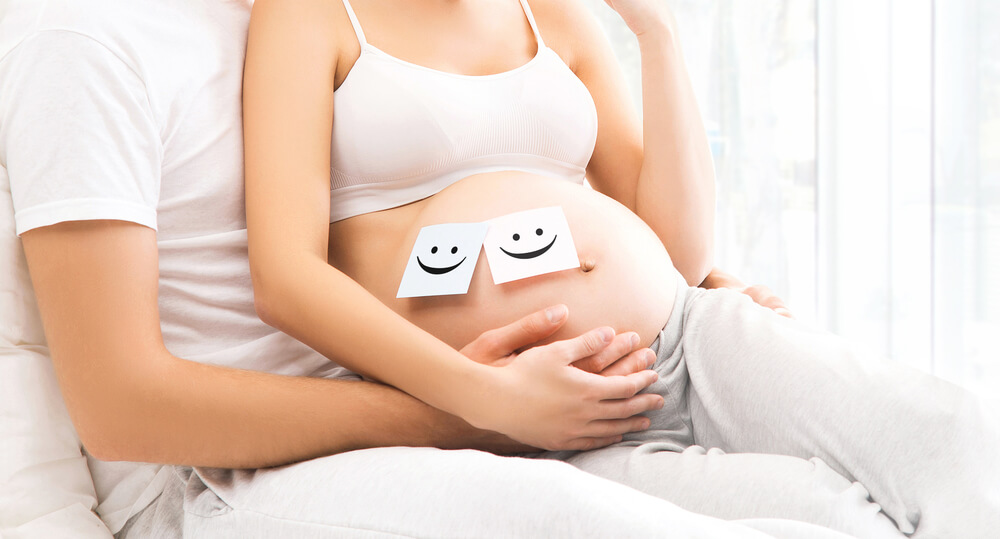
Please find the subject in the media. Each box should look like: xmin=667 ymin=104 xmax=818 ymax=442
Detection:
xmin=22 ymin=220 xmax=655 ymax=467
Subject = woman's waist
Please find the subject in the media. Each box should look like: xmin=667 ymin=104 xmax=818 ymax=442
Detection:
xmin=329 ymin=171 xmax=679 ymax=348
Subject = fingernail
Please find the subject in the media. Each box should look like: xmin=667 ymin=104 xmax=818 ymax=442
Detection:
xmin=630 ymin=333 xmax=640 ymax=347
xmin=641 ymin=419 xmax=651 ymax=429
xmin=599 ymin=327 xmax=615 ymax=342
xmin=645 ymin=349 xmax=656 ymax=367
xmin=656 ymin=397 xmax=665 ymax=410
xmin=545 ymin=305 xmax=567 ymax=323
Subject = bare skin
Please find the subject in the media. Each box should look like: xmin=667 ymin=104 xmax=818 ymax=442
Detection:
xmin=21 ymin=220 xmax=660 ymax=466
xmin=244 ymin=0 xmax=716 ymax=448
xmin=328 ymin=172 xmax=676 ymax=350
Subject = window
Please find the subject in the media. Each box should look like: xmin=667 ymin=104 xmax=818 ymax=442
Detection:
xmin=585 ymin=0 xmax=999 ymax=393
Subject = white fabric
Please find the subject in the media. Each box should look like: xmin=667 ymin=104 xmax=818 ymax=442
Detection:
xmin=0 ymin=168 xmax=110 ymax=537
xmin=0 ymin=0 xmax=353 ymax=534
xmin=0 ymin=7 xmax=109 ymax=532
xmin=329 ymin=0 xmax=598 ymax=222
xmin=141 ymin=451 xmax=853 ymax=539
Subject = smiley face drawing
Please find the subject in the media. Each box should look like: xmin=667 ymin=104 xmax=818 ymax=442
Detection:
xmin=397 ymin=222 xmax=489 ymax=298
xmin=417 ymin=245 xmax=466 ymax=275
xmin=498 ymin=228 xmax=558 ymax=260
xmin=484 ymin=206 xmax=580 ymax=285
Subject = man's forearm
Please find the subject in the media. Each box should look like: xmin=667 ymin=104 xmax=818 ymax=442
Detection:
xmin=93 ymin=353 xmax=522 ymax=468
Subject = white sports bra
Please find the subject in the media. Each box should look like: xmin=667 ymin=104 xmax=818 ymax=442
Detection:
xmin=329 ymin=0 xmax=599 ymax=222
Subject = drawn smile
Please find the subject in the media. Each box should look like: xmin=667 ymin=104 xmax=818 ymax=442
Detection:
xmin=500 ymin=235 xmax=557 ymax=260
xmin=417 ymin=256 xmax=467 ymax=275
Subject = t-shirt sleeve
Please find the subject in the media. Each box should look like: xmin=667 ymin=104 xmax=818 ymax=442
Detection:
xmin=0 ymin=30 xmax=161 ymax=236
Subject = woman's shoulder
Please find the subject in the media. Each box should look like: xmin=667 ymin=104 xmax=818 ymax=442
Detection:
xmin=248 ymin=0 xmax=352 ymax=72
xmin=527 ymin=0 xmax=594 ymax=36
xmin=248 ymin=0 xmax=345 ymax=45
xmin=250 ymin=0 xmax=339 ymax=22
xmin=527 ymin=0 xmax=609 ymax=72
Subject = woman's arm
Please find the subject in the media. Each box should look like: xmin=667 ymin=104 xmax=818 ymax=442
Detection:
xmin=559 ymin=0 xmax=715 ymax=285
xmin=243 ymin=0 xmax=661 ymax=450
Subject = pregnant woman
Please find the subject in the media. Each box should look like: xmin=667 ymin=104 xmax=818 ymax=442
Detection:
xmin=243 ymin=0 xmax=999 ymax=536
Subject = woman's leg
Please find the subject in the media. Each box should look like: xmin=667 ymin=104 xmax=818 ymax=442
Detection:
xmin=673 ymin=285 xmax=1000 ymax=538
xmin=120 ymin=447 xmax=835 ymax=538
xmin=541 ymin=282 xmax=902 ymax=538
xmin=564 ymin=443 xmax=904 ymax=539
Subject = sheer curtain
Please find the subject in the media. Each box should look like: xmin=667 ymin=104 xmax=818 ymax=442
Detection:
xmin=583 ymin=0 xmax=999 ymax=393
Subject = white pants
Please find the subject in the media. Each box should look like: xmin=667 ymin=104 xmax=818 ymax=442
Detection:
xmin=120 ymin=449 xmax=854 ymax=538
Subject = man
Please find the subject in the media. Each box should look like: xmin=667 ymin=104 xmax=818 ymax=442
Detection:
xmin=0 ymin=0 xmax=817 ymax=536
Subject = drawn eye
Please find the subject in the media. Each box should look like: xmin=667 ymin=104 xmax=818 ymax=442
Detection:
xmin=451 ymin=246 xmax=458 ymax=254
xmin=536 ymin=228 xmax=543 ymax=236
xmin=513 ymin=233 xmax=521 ymax=241
xmin=431 ymin=246 xmax=438 ymax=254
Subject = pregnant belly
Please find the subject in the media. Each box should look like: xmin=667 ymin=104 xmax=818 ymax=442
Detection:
xmin=328 ymin=171 xmax=680 ymax=349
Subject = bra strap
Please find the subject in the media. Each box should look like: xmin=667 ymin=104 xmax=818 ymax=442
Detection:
xmin=340 ymin=0 xmax=368 ymax=47
xmin=517 ymin=0 xmax=545 ymax=48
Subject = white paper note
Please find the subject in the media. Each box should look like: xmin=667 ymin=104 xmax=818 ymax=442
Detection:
xmin=483 ymin=206 xmax=580 ymax=284
xmin=396 ymin=222 xmax=490 ymax=298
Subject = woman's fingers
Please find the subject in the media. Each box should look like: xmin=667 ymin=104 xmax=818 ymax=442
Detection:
xmin=598 ymin=348 xmax=656 ymax=377
xmin=461 ymin=304 xmax=569 ymax=362
xmin=741 ymin=284 xmax=794 ymax=318
xmin=547 ymin=326 xmax=616 ymax=366
xmin=571 ymin=331 xmax=641 ymax=373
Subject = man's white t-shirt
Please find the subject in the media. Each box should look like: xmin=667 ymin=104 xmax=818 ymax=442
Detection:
xmin=0 ymin=0 xmax=352 ymax=532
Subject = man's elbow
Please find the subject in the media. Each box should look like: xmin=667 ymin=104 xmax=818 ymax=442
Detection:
xmin=78 ymin=430 xmax=128 ymax=462
xmin=73 ymin=406 xmax=142 ymax=462
xmin=64 ymin=358 xmax=174 ymax=463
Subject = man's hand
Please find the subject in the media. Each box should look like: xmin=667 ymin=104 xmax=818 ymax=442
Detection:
xmin=699 ymin=267 xmax=793 ymax=318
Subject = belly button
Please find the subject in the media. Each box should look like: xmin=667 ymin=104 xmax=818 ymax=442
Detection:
xmin=580 ymin=259 xmax=596 ymax=273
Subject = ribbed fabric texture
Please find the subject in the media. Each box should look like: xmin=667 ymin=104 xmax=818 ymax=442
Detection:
xmin=329 ymin=0 xmax=599 ymax=222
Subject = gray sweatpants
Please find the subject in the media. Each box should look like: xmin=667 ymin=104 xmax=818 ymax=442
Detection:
xmin=542 ymin=279 xmax=1000 ymax=539
xmin=119 ymin=280 xmax=999 ymax=538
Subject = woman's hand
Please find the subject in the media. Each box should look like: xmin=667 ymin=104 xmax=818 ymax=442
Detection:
xmin=462 ymin=321 xmax=663 ymax=452
xmin=459 ymin=306 xmax=658 ymax=453
xmin=699 ymin=267 xmax=794 ymax=318
xmin=602 ymin=0 xmax=677 ymax=38
xmin=461 ymin=305 xmax=655 ymax=376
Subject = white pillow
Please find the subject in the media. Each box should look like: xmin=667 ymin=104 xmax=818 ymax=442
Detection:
xmin=0 ymin=166 xmax=112 ymax=538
